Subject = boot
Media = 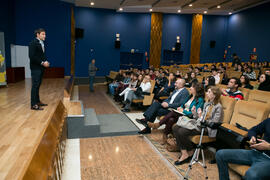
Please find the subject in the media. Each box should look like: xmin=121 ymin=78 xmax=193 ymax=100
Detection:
xmin=148 ymin=122 xmax=160 ymax=129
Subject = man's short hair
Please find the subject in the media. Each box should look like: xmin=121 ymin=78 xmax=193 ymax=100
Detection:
xmin=230 ymin=77 xmax=241 ymax=88
xmin=34 ymin=28 xmax=45 ymax=36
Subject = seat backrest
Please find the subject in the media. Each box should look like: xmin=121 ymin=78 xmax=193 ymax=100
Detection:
xmin=238 ymin=87 xmax=250 ymax=101
xmin=150 ymin=80 xmax=156 ymax=93
xmin=250 ymin=81 xmax=259 ymax=87
xmin=227 ymin=71 xmax=242 ymax=79
xmin=216 ymin=84 xmax=227 ymax=90
xmin=248 ymin=90 xmax=270 ymax=105
xmin=229 ymin=100 xmax=270 ymax=129
xmin=220 ymin=96 xmax=237 ymax=124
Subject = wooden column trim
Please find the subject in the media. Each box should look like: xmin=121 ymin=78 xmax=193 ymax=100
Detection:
xmin=190 ymin=14 xmax=203 ymax=64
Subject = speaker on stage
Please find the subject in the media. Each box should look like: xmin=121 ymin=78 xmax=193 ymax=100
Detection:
xmin=175 ymin=42 xmax=181 ymax=51
xmin=210 ymin=40 xmax=216 ymax=48
xmin=115 ymin=40 xmax=121 ymax=49
xmin=75 ymin=28 xmax=84 ymax=39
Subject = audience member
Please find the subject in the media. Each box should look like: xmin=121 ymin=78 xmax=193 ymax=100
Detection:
xmin=204 ymin=76 xmax=216 ymax=90
xmin=243 ymin=66 xmax=256 ymax=81
xmin=148 ymin=82 xmax=204 ymax=144
xmin=173 ymin=86 xmax=223 ymax=165
xmin=121 ymin=75 xmax=151 ymax=112
xmin=212 ymin=68 xmax=220 ymax=84
xmin=154 ymin=73 xmax=175 ymax=102
xmin=135 ymin=79 xmax=189 ymax=134
xmin=119 ymin=74 xmax=138 ymax=101
xmin=216 ymin=118 xmax=270 ymax=180
xmin=258 ymin=74 xmax=270 ymax=92
xmin=221 ymin=77 xmax=244 ymax=100
xmin=240 ymin=75 xmax=253 ymax=90
xmin=232 ymin=53 xmax=241 ymax=66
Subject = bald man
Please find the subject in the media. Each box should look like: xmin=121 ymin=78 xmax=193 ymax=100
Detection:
xmin=136 ymin=78 xmax=189 ymax=134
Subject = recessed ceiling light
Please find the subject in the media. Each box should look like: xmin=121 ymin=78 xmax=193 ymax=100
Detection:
xmin=217 ymin=5 xmax=221 ymax=8
xmin=189 ymin=4 xmax=192 ymax=7
xmin=90 ymin=2 xmax=94 ymax=6
xmin=178 ymin=9 xmax=181 ymax=13
xmin=149 ymin=8 xmax=153 ymax=12
xmin=204 ymin=11 xmax=207 ymax=14
xmin=229 ymin=12 xmax=232 ymax=15
xmin=119 ymin=7 xmax=123 ymax=11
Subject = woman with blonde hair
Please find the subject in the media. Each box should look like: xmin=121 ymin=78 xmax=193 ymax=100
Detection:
xmin=173 ymin=86 xmax=224 ymax=165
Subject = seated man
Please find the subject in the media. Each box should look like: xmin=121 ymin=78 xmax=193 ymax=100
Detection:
xmin=221 ymin=77 xmax=244 ymax=100
xmin=216 ymin=118 xmax=270 ymax=180
xmin=136 ymin=78 xmax=189 ymax=134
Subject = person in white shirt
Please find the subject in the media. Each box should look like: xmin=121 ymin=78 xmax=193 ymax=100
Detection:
xmin=121 ymin=75 xmax=151 ymax=112
xmin=212 ymin=68 xmax=220 ymax=84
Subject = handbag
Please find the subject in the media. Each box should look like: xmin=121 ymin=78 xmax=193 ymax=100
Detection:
xmin=134 ymin=87 xmax=143 ymax=97
xmin=176 ymin=116 xmax=200 ymax=130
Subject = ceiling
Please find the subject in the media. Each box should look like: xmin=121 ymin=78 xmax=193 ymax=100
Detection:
xmin=62 ymin=0 xmax=270 ymax=15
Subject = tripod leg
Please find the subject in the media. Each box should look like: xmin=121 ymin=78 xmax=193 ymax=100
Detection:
xmin=201 ymin=149 xmax=208 ymax=179
xmin=184 ymin=148 xmax=199 ymax=179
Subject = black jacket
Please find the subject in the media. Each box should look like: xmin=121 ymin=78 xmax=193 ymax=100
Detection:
xmin=29 ymin=39 xmax=47 ymax=70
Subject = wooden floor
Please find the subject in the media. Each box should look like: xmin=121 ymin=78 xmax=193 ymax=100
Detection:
xmin=80 ymin=136 xmax=180 ymax=180
xmin=0 ymin=79 xmax=64 ymax=180
xmin=79 ymin=85 xmax=120 ymax=115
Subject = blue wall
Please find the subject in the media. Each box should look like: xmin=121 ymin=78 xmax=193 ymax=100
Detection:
xmin=14 ymin=0 xmax=72 ymax=75
xmin=74 ymin=7 xmax=151 ymax=77
xmin=227 ymin=2 xmax=270 ymax=62
xmin=161 ymin=14 xmax=192 ymax=65
xmin=200 ymin=15 xmax=228 ymax=63
xmin=0 ymin=0 xmax=15 ymax=67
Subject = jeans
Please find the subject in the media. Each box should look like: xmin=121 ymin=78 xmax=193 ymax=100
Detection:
xmin=109 ymin=83 xmax=118 ymax=95
xmin=216 ymin=149 xmax=270 ymax=180
xmin=89 ymin=76 xmax=95 ymax=91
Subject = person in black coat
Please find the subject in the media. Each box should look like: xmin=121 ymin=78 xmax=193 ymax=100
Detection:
xmin=29 ymin=28 xmax=50 ymax=110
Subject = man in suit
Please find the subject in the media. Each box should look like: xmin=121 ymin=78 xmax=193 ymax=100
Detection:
xmin=136 ymin=78 xmax=189 ymax=134
xmin=29 ymin=28 xmax=50 ymax=110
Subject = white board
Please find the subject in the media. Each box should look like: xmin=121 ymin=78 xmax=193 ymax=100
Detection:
xmin=11 ymin=45 xmax=31 ymax=78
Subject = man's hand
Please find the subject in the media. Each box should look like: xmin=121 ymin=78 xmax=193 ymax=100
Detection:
xmin=249 ymin=136 xmax=257 ymax=146
xmin=43 ymin=61 xmax=50 ymax=67
xmin=161 ymin=102 xmax=169 ymax=108
xmin=221 ymin=88 xmax=228 ymax=96
xmin=250 ymin=139 xmax=270 ymax=150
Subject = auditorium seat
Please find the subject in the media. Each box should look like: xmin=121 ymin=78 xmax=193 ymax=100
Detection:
xmin=228 ymin=164 xmax=250 ymax=177
xmin=221 ymin=100 xmax=270 ymax=137
xmin=132 ymin=80 xmax=155 ymax=106
xmin=238 ymin=87 xmax=250 ymax=100
xmin=220 ymin=96 xmax=236 ymax=124
xmin=248 ymin=89 xmax=270 ymax=105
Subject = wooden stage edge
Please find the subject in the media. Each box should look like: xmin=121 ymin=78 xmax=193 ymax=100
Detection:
xmin=0 ymin=78 xmax=74 ymax=180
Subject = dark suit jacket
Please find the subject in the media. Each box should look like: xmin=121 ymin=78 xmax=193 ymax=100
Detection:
xmin=164 ymin=88 xmax=189 ymax=109
xmin=29 ymin=39 xmax=47 ymax=70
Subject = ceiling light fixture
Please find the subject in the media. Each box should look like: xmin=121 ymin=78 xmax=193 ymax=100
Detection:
xmin=229 ymin=12 xmax=232 ymax=15
xmin=119 ymin=7 xmax=123 ymax=11
xmin=204 ymin=11 xmax=207 ymax=14
xmin=189 ymin=4 xmax=192 ymax=7
xmin=178 ymin=9 xmax=181 ymax=13
xmin=90 ymin=2 xmax=94 ymax=6
xmin=217 ymin=5 xmax=221 ymax=8
xmin=149 ymin=8 xmax=153 ymax=12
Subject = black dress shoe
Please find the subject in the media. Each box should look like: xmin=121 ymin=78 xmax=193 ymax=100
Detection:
xmin=31 ymin=105 xmax=44 ymax=110
xmin=121 ymin=109 xmax=130 ymax=112
xmin=38 ymin=102 xmax=48 ymax=106
xmin=138 ymin=127 xmax=151 ymax=134
xmin=135 ymin=119 xmax=148 ymax=127
xmin=174 ymin=156 xmax=192 ymax=166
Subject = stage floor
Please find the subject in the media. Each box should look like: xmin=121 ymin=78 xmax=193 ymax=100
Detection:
xmin=0 ymin=78 xmax=64 ymax=179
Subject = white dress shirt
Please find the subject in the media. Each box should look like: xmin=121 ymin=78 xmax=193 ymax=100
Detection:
xmin=140 ymin=82 xmax=151 ymax=93
xmin=169 ymin=88 xmax=184 ymax=104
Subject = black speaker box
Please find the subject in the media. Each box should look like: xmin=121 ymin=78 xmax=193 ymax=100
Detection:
xmin=175 ymin=42 xmax=181 ymax=51
xmin=115 ymin=41 xmax=121 ymax=49
xmin=210 ymin=40 xmax=216 ymax=48
xmin=75 ymin=28 xmax=84 ymax=39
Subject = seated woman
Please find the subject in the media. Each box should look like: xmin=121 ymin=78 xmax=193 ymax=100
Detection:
xmin=121 ymin=75 xmax=151 ymax=112
xmin=119 ymin=74 xmax=138 ymax=101
xmin=108 ymin=70 xmax=124 ymax=95
xmin=243 ymin=66 xmax=257 ymax=81
xmin=204 ymin=76 xmax=216 ymax=90
xmin=148 ymin=82 xmax=204 ymax=144
xmin=154 ymin=73 xmax=175 ymax=102
xmin=173 ymin=86 xmax=223 ymax=165
xmin=240 ymin=75 xmax=253 ymax=89
xmin=258 ymin=73 xmax=270 ymax=91
xmin=185 ymin=72 xmax=198 ymax=87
